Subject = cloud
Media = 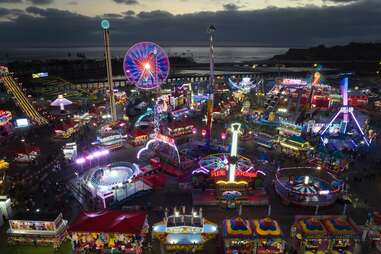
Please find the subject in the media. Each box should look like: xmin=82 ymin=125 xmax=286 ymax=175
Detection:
xmin=223 ymin=3 xmax=242 ymax=11
xmin=0 ymin=0 xmax=22 ymax=3
xmin=123 ymin=10 xmax=135 ymax=16
xmin=0 ymin=7 xmax=24 ymax=17
xmin=0 ymin=0 xmax=380 ymax=47
xmin=113 ymin=0 xmax=139 ymax=4
xmin=26 ymin=0 xmax=54 ymax=5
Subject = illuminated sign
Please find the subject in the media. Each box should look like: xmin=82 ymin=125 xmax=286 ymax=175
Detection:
xmin=155 ymin=133 xmax=175 ymax=145
xmin=211 ymin=169 xmax=257 ymax=178
xmin=282 ymin=79 xmax=307 ymax=86
xmin=32 ymin=72 xmax=49 ymax=79
xmin=15 ymin=118 xmax=29 ymax=128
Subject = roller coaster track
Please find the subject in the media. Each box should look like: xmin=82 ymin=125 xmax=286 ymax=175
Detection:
xmin=1 ymin=75 xmax=48 ymax=125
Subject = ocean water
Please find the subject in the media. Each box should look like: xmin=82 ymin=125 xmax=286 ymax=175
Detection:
xmin=0 ymin=46 xmax=287 ymax=63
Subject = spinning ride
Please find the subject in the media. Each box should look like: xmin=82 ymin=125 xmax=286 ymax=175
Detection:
xmin=275 ymin=167 xmax=344 ymax=207
xmin=227 ymin=77 xmax=260 ymax=93
xmin=86 ymin=162 xmax=139 ymax=192
xmin=123 ymin=42 xmax=170 ymax=90
xmin=320 ymin=77 xmax=370 ymax=147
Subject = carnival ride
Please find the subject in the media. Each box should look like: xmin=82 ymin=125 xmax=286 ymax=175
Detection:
xmin=50 ymin=94 xmax=73 ymax=111
xmin=227 ymin=77 xmax=262 ymax=93
xmin=1 ymin=75 xmax=48 ymax=125
xmin=194 ymin=123 xmax=263 ymax=182
xmin=274 ymin=167 xmax=344 ymax=207
xmin=123 ymin=42 xmax=170 ymax=90
xmin=0 ymin=110 xmax=13 ymax=136
xmin=83 ymin=162 xmax=151 ymax=207
xmin=137 ymin=133 xmax=180 ymax=166
xmin=320 ymin=77 xmax=369 ymax=147
xmin=124 ymin=42 xmax=181 ymax=166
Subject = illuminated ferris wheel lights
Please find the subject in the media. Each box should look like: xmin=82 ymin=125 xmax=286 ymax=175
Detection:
xmin=144 ymin=63 xmax=151 ymax=70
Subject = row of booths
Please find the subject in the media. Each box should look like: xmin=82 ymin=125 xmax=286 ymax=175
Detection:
xmin=5 ymin=209 xmax=362 ymax=254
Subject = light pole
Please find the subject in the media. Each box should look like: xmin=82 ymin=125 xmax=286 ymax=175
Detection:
xmin=101 ymin=19 xmax=117 ymax=122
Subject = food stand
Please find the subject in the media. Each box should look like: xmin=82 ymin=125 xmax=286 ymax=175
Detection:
xmin=69 ymin=210 xmax=148 ymax=254
xmin=7 ymin=212 xmax=68 ymax=247
xmin=223 ymin=217 xmax=254 ymax=254
xmin=252 ymin=217 xmax=285 ymax=254
xmin=152 ymin=207 xmax=218 ymax=252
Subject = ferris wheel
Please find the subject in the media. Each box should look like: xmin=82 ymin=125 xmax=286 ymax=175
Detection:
xmin=123 ymin=42 xmax=170 ymax=90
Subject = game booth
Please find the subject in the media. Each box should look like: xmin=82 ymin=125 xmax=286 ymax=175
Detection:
xmin=223 ymin=217 xmax=254 ymax=254
xmin=291 ymin=215 xmax=360 ymax=254
xmin=223 ymin=217 xmax=285 ymax=254
xmin=366 ymin=212 xmax=381 ymax=253
xmin=7 ymin=212 xmax=68 ymax=248
xmin=69 ymin=211 xmax=148 ymax=254
xmin=252 ymin=217 xmax=285 ymax=254
xmin=152 ymin=207 xmax=218 ymax=252
xmin=278 ymin=135 xmax=313 ymax=158
xmin=166 ymin=120 xmax=195 ymax=138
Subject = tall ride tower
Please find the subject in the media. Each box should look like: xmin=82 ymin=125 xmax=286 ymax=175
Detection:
xmin=206 ymin=25 xmax=216 ymax=147
xmin=101 ymin=19 xmax=117 ymax=122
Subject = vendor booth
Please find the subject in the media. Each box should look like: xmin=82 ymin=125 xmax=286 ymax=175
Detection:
xmin=7 ymin=212 xmax=68 ymax=248
xmin=152 ymin=207 xmax=218 ymax=252
xmin=223 ymin=217 xmax=254 ymax=254
xmin=69 ymin=210 xmax=148 ymax=254
xmin=291 ymin=215 xmax=360 ymax=254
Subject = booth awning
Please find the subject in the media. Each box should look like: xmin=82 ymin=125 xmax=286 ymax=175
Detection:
xmin=69 ymin=211 xmax=146 ymax=234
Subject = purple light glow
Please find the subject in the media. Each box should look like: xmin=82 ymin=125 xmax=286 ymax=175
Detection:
xmin=76 ymin=158 xmax=86 ymax=164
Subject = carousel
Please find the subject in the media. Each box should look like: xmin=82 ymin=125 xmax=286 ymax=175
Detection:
xmin=274 ymin=167 xmax=344 ymax=207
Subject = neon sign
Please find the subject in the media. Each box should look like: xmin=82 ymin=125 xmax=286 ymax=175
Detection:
xmin=211 ymin=169 xmax=257 ymax=178
xmin=155 ymin=133 xmax=175 ymax=145
xmin=282 ymin=79 xmax=307 ymax=86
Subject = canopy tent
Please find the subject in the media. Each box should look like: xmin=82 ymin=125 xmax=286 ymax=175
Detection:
xmin=223 ymin=217 xmax=253 ymax=239
xmin=252 ymin=217 xmax=282 ymax=238
xmin=69 ymin=211 xmax=147 ymax=235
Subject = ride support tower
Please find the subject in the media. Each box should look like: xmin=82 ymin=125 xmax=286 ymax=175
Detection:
xmin=206 ymin=25 xmax=216 ymax=147
xmin=101 ymin=20 xmax=117 ymax=122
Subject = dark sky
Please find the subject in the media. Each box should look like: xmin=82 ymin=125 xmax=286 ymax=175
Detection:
xmin=0 ymin=0 xmax=380 ymax=48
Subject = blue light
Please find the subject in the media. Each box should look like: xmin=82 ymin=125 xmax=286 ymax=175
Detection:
xmin=101 ymin=19 xmax=110 ymax=30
